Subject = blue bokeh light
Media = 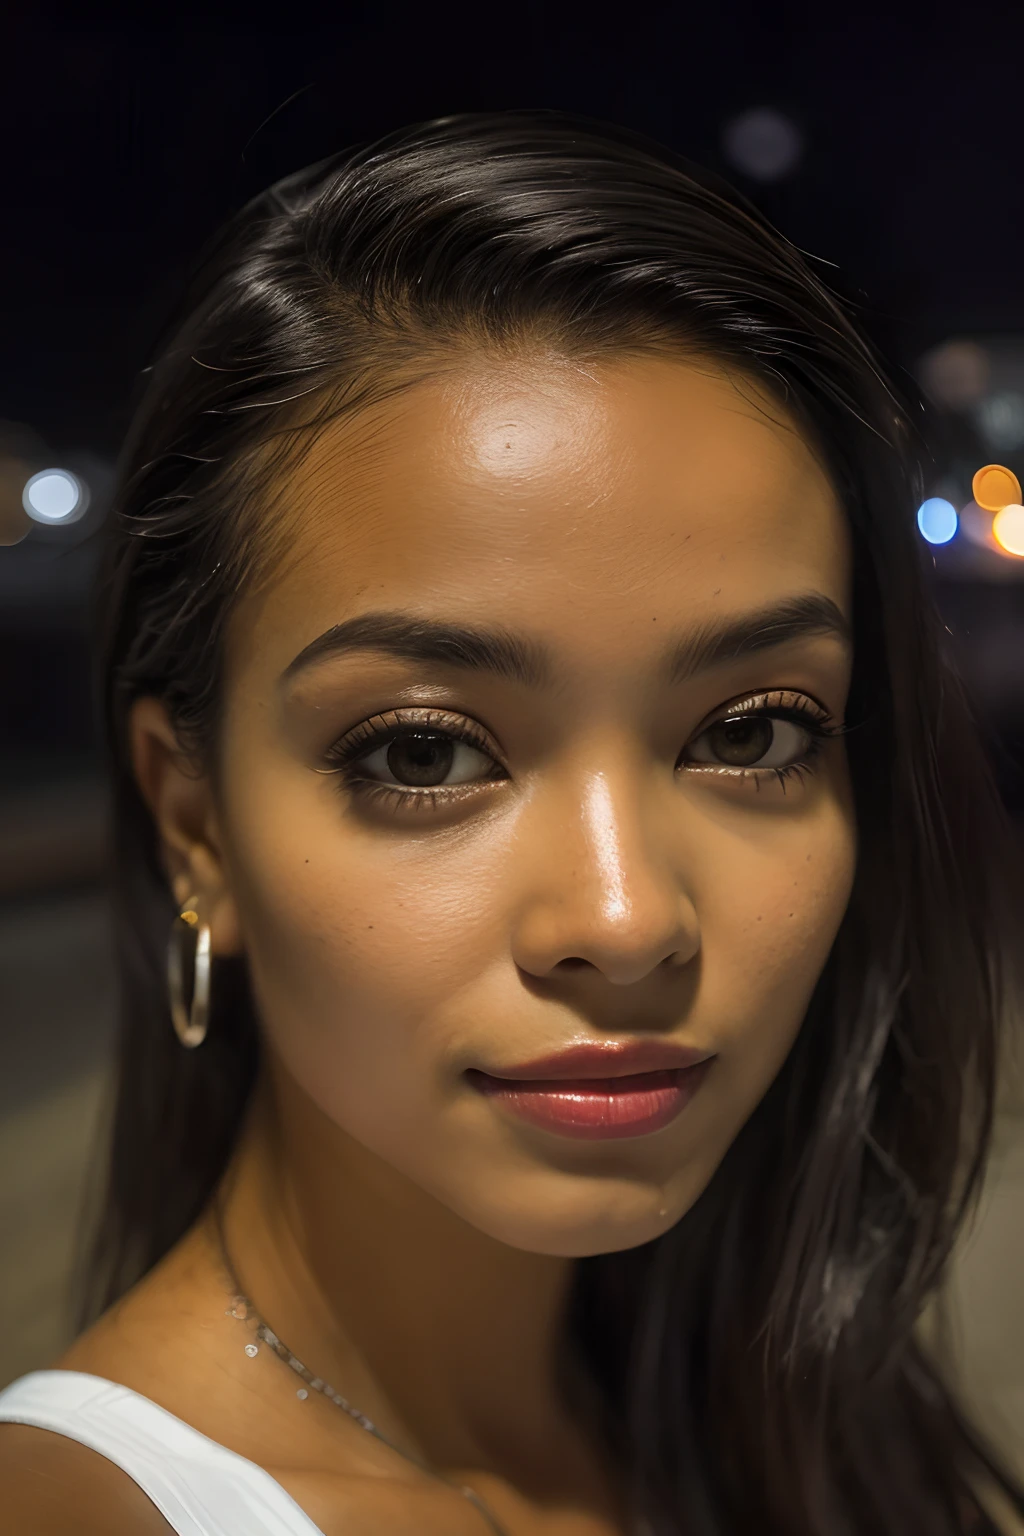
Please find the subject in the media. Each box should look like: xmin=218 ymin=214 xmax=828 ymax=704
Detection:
xmin=917 ymin=497 xmax=958 ymax=545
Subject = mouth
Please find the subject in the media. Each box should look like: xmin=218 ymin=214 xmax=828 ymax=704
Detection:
xmin=465 ymin=1043 xmax=716 ymax=1141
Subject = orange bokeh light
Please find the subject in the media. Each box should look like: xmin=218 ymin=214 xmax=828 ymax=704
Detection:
xmin=972 ymin=464 xmax=1022 ymax=512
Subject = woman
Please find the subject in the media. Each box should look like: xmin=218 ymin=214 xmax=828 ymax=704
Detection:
xmin=0 ymin=110 xmax=1020 ymax=1534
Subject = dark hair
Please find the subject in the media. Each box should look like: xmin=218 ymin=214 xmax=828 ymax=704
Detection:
xmin=88 ymin=110 xmax=1022 ymax=1534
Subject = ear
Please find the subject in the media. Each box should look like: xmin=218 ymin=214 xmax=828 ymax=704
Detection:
xmin=129 ymin=696 xmax=243 ymax=957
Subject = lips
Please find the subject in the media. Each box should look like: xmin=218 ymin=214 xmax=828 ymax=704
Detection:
xmin=479 ymin=1039 xmax=713 ymax=1081
xmin=466 ymin=1040 xmax=715 ymax=1141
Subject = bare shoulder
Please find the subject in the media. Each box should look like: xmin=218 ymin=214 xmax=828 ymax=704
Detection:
xmin=0 ymin=1423 xmax=174 ymax=1535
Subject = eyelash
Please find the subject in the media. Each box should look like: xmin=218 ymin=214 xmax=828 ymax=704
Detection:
xmin=319 ymin=693 xmax=842 ymax=813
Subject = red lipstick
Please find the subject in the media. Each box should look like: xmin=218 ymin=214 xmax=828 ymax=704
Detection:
xmin=466 ymin=1041 xmax=715 ymax=1141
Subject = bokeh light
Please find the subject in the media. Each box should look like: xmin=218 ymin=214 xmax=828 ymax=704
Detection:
xmin=958 ymin=500 xmax=997 ymax=550
xmin=918 ymin=339 xmax=990 ymax=411
xmin=917 ymin=497 xmax=958 ymax=545
xmin=975 ymin=390 xmax=1024 ymax=453
xmin=721 ymin=108 xmax=803 ymax=181
xmin=992 ymin=502 xmax=1024 ymax=557
xmin=0 ymin=455 xmax=32 ymax=546
xmin=972 ymin=463 xmax=1022 ymax=512
xmin=21 ymin=468 xmax=88 ymax=525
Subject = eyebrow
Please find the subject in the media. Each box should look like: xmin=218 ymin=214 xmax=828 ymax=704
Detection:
xmin=280 ymin=592 xmax=851 ymax=691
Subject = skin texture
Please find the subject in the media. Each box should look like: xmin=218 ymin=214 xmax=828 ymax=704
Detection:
xmin=0 ymin=353 xmax=858 ymax=1534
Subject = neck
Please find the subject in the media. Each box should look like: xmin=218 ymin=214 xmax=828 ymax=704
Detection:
xmin=219 ymin=1067 xmax=590 ymax=1476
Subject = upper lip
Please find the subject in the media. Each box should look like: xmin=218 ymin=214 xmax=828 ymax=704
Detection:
xmin=472 ymin=1039 xmax=715 ymax=1082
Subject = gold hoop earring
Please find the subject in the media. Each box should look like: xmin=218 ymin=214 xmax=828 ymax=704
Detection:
xmin=168 ymin=895 xmax=211 ymax=1049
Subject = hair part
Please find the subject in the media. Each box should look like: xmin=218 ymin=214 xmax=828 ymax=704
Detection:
xmin=88 ymin=109 xmax=1022 ymax=1534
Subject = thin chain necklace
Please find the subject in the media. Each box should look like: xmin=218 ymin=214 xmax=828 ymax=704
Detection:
xmin=212 ymin=1208 xmax=512 ymax=1536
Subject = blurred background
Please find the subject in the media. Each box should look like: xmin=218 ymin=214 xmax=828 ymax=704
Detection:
xmin=1 ymin=0 xmax=1022 ymax=1476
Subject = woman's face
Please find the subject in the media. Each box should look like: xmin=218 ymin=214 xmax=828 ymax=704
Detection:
xmin=209 ymin=352 xmax=856 ymax=1256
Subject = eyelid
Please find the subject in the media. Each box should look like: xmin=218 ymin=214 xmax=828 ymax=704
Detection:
xmin=695 ymin=688 xmax=836 ymax=733
xmin=323 ymin=691 xmax=837 ymax=769
xmin=322 ymin=706 xmax=506 ymax=772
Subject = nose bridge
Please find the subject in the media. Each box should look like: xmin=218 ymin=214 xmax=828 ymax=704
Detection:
xmin=577 ymin=765 xmax=649 ymax=927
xmin=513 ymin=742 xmax=700 ymax=982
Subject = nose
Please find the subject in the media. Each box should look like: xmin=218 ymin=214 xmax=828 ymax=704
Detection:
xmin=510 ymin=763 xmax=701 ymax=987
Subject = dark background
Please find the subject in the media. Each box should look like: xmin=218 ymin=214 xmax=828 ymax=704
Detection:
xmin=7 ymin=4 xmax=1024 ymax=454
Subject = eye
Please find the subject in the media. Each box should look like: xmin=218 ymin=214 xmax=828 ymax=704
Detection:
xmin=320 ymin=708 xmax=508 ymax=806
xmin=687 ymin=714 xmax=812 ymax=770
xmin=356 ymin=729 xmax=496 ymax=788
xmin=682 ymin=693 xmax=837 ymax=777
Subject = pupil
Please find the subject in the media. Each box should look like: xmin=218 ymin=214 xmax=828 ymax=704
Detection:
xmin=386 ymin=732 xmax=455 ymax=786
xmin=710 ymin=716 xmax=773 ymax=766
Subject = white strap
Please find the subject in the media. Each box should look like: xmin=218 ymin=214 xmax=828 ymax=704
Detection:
xmin=0 ymin=1371 xmax=324 ymax=1536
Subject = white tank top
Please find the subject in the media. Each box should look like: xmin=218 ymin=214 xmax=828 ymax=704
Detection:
xmin=0 ymin=1370 xmax=325 ymax=1535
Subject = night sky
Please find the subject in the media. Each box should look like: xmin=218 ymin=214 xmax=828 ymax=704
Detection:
xmin=3 ymin=3 xmax=1023 ymax=458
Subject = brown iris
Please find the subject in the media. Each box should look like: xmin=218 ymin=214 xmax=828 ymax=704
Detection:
xmin=386 ymin=732 xmax=456 ymax=785
xmin=704 ymin=715 xmax=774 ymax=767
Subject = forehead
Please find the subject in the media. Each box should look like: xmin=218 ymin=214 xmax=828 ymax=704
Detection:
xmin=230 ymin=352 xmax=850 ymax=680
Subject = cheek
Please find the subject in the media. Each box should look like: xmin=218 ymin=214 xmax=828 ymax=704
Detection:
xmin=696 ymin=794 xmax=856 ymax=1087
xmin=219 ymin=778 xmax=506 ymax=1132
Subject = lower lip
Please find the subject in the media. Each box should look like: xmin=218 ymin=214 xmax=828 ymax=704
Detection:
xmin=467 ymin=1062 xmax=714 ymax=1141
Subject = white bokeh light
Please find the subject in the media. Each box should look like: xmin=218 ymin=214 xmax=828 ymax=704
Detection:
xmin=22 ymin=468 xmax=88 ymax=525
xmin=993 ymin=503 xmax=1024 ymax=558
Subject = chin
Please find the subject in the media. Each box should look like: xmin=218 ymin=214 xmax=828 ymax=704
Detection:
xmin=484 ymin=1209 xmax=682 ymax=1259
xmin=451 ymin=1168 xmax=706 ymax=1258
